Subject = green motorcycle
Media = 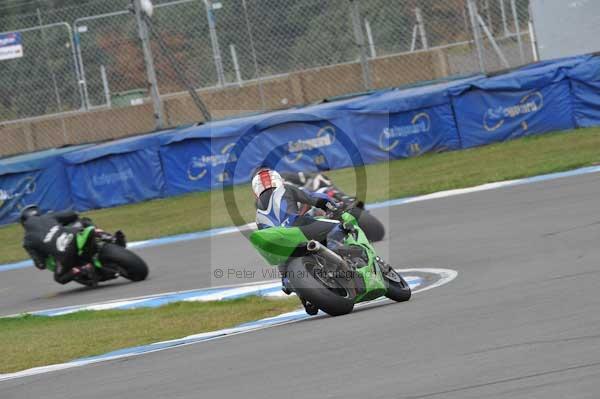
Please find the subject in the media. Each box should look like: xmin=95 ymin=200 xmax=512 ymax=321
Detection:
xmin=250 ymin=207 xmax=411 ymax=316
xmin=46 ymin=225 xmax=149 ymax=287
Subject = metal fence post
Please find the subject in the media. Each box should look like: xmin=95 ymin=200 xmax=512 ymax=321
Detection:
xmin=476 ymin=12 xmax=510 ymax=68
xmin=36 ymin=9 xmax=69 ymax=144
xmin=73 ymin=20 xmax=91 ymax=110
xmin=365 ymin=19 xmax=376 ymax=58
xmin=204 ymin=0 xmax=225 ymax=86
xmin=415 ymin=7 xmax=429 ymax=50
xmin=467 ymin=0 xmax=486 ymax=73
xmin=510 ymin=0 xmax=525 ymax=63
xmin=350 ymin=0 xmax=372 ymax=91
xmin=241 ymin=0 xmax=266 ymax=110
xmin=100 ymin=65 xmax=112 ymax=107
xmin=230 ymin=44 xmax=242 ymax=85
xmin=70 ymin=26 xmax=88 ymax=111
xmin=36 ymin=10 xmax=61 ymax=114
xmin=499 ymin=0 xmax=509 ymax=37
xmin=528 ymin=18 xmax=539 ymax=62
xmin=133 ymin=0 xmax=165 ymax=130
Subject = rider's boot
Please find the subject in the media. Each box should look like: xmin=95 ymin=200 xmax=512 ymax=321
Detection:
xmin=301 ymin=298 xmax=319 ymax=316
xmin=376 ymin=256 xmax=395 ymax=277
xmin=281 ymin=276 xmax=293 ymax=295
xmin=81 ymin=264 xmax=99 ymax=287
xmin=278 ymin=264 xmax=293 ymax=295
xmin=115 ymin=230 xmax=127 ymax=247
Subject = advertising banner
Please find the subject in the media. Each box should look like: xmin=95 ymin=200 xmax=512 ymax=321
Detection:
xmin=0 ymin=164 xmax=73 ymax=225
xmin=349 ymin=104 xmax=461 ymax=162
xmin=66 ymin=148 xmax=165 ymax=211
xmin=567 ymin=56 xmax=600 ymax=128
xmin=0 ymin=32 xmax=23 ymax=61
xmin=452 ymin=81 xmax=574 ymax=148
xmin=160 ymin=136 xmax=256 ymax=196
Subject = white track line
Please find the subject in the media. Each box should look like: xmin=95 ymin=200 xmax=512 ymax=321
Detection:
xmin=0 ymin=268 xmax=457 ymax=382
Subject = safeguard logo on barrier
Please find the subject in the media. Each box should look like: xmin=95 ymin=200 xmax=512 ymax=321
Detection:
xmin=0 ymin=32 xmax=24 ymax=61
xmin=187 ymin=143 xmax=238 ymax=183
xmin=0 ymin=176 xmax=36 ymax=209
xmin=379 ymin=112 xmax=430 ymax=152
xmin=483 ymin=92 xmax=544 ymax=132
xmin=285 ymin=125 xmax=336 ymax=164
xmin=92 ymin=169 xmax=134 ymax=187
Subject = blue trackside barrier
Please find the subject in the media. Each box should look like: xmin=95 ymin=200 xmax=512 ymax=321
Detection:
xmin=567 ymin=56 xmax=600 ymax=128
xmin=340 ymin=77 xmax=481 ymax=161
xmin=159 ymin=79 xmax=481 ymax=196
xmin=1 ymin=54 xmax=600 ymax=224
xmin=61 ymin=131 xmax=172 ymax=211
xmin=0 ymin=146 xmax=90 ymax=225
xmin=158 ymin=110 xmax=291 ymax=196
xmin=448 ymin=57 xmax=588 ymax=148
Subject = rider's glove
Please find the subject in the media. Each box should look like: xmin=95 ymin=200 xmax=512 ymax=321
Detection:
xmin=326 ymin=199 xmax=345 ymax=212
xmin=325 ymin=201 xmax=340 ymax=213
xmin=342 ymin=222 xmax=358 ymax=240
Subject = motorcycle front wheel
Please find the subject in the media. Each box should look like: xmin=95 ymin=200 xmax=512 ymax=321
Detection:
xmin=384 ymin=269 xmax=411 ymax=302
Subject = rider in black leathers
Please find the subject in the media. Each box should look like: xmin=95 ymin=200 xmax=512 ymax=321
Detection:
xmin=20 ymin=205 xmax=94 ymax=285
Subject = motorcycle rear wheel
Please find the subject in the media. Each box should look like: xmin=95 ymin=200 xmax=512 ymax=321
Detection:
xmin=287 ymin=256 xmax=355 ymax=316
xmin=99 ymin=244 xmax=149 ymax=282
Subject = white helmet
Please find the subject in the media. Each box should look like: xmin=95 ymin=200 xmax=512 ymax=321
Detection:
xmin=252 ymin=168 xmax=283 ymax=197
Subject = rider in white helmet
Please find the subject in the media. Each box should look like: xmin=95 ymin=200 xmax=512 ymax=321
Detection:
xmin=252 ymin=167 xmax=341 ymax=230
xmin=252 ymin=167 xmax=346 ymax=301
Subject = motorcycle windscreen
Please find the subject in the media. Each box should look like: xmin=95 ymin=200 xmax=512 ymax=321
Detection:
xmin=249 ymin=227 xmax=308 ymax=266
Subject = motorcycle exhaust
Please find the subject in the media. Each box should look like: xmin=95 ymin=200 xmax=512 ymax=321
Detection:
xmin=307 ymin=240 xmax=346 ymax=266
xmin=306 ymin=241 xmax=357 ymax=296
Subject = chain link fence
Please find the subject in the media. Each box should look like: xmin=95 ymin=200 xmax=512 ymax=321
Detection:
xmin=0 ymin=23 xmax=81 ymax=120
xmin=0 ymin=0 xmax=533 ymax=157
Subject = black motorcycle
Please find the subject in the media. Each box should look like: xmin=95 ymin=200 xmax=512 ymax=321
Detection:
xmin=47 ymin=218 xmax=149 ymax=287
xmin=282 ymin=172 xmax=386 ymax=242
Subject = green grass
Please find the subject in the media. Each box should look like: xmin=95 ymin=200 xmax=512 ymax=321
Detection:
xmin=1 ymin=127 xmax=600 ymax=265
xmin=0 ymin=296 xmax=300 ymax=374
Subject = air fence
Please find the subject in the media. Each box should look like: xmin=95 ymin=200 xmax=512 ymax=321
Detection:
xmin=0 ymin=0 xmax=533 ymax=157
xmin=1 ymin=53 xmax=600 ymax=225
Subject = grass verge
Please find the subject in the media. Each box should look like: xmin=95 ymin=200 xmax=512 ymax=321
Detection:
xmin=0 ymin=296 xmax=300 ymax=374
xmin=1 ymin=127 xmax=600 ymax=264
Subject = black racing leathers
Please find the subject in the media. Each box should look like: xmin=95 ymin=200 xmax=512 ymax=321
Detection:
xmin=281 ymin=172 xmax=332 ymax=192
xmin=22 ymin=211 xmax=85 ymax=284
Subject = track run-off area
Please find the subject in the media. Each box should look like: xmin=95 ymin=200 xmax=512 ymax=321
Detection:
xmin=2 ymin=167 xmax=600 ymax=398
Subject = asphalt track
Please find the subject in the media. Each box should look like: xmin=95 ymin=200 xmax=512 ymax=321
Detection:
xmin=3 ymin=171 xmax=600 ymax=398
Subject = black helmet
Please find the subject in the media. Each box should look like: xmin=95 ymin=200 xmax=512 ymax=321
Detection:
xmin=20 ymin=205 xmax=40 ymax=225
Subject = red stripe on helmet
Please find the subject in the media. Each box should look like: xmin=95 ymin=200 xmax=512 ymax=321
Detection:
xmin=259 ymin=169 xmax=272 ymax=190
